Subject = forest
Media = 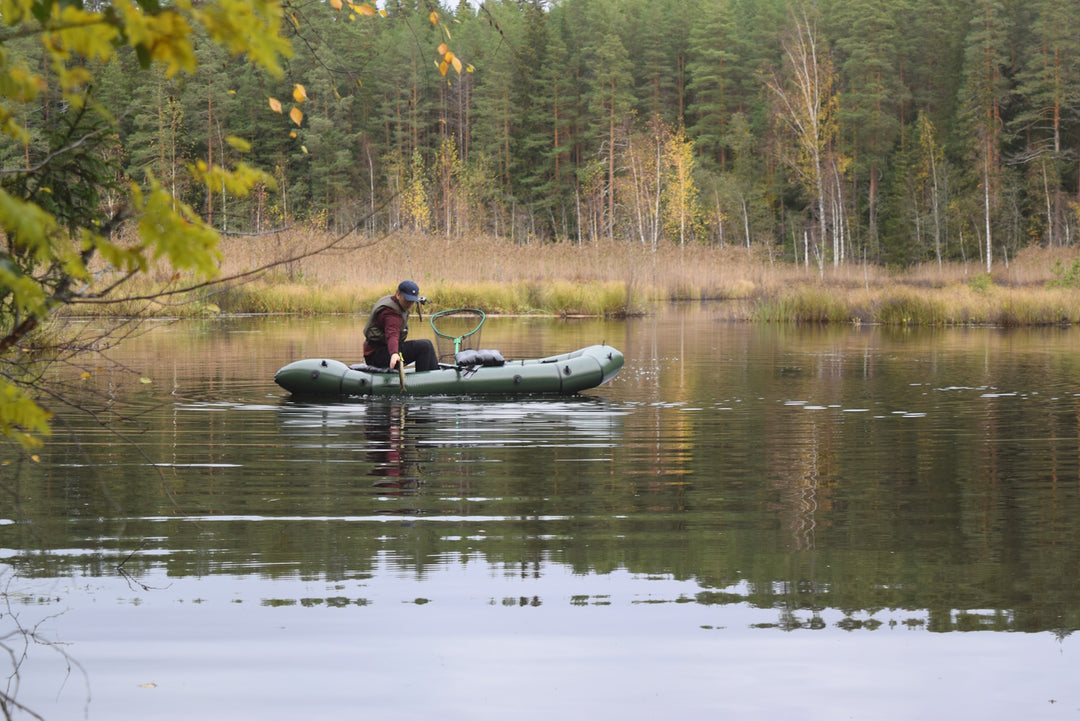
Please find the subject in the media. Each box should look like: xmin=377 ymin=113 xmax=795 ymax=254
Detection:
xmin=2 ymin=0 xmax=1078 ymax=270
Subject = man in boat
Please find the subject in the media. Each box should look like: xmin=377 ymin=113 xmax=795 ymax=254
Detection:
xmin=363 ymin=280 xmax=440 ymax=372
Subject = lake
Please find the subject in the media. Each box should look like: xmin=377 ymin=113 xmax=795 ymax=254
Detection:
xmin=3 ymin=305 xmax=1079 ymax=720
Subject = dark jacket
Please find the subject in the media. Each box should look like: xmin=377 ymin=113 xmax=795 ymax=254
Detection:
xmin=363 ymin=295 xmax=409 ymax=357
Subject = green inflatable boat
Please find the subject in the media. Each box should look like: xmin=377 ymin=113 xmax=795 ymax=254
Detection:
xmin=274 ymin=344 xmax=624 ymax=397
xmin=273 ymin=308 xmax=624 ymax=397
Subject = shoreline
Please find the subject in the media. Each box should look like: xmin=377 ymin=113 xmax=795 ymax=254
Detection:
xmin=61 ymin=284 xmax=1080 ymax=328
xmin=67 ymin=232 xmax=1080 ymax=327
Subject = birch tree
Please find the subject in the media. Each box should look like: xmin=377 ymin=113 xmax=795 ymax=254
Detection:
xmin=621 ymin=121 xmax=663 ymax=249
xmin=765 ymin=4 xmax=841 ymax=264
xmin=915 ymin=114 xmax=946 ymax=265
xmin=662 ymin=123 xmax=703 ymax=246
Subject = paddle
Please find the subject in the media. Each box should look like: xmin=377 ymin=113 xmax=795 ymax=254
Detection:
xmin=398 ymin=298 xmax=425 ymax=392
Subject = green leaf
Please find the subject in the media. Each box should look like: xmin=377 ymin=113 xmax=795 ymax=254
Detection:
xmin=133 ymin=181 xmax=222 ymax=278
xmin=0 ymin=378 xmax=52 ymax=449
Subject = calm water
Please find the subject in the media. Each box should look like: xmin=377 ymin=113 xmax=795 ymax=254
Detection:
xmin=3 ymin=306 xmax=1080 ymax=720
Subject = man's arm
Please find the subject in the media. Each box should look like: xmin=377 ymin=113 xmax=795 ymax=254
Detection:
xmin=382 ymin=310 xmax=404 ymax=357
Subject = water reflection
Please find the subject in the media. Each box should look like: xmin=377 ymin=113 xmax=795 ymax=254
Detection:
xmin=364 ymin=402 xmax=423 ymax=492
xmin=2 ymin=317 xmax=1078 ymax=634
xmin=5 ymin=313 xmax=1080 ymax=719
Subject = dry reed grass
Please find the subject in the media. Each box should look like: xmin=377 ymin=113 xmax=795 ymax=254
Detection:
xmin=77 ymin=230 xmax=1080 ymax=325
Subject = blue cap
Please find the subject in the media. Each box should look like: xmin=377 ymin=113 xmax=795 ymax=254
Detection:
xmin=397 ymin=280 xmax=421 ymax=301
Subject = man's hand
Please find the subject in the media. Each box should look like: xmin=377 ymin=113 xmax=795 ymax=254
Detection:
xmin=389 ymin=352 xmax=401 ymax=369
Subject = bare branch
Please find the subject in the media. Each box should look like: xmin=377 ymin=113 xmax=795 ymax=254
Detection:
xmin=1 ymin=570 xmax=90 ymax=721
xmin=0 ymin=117 xmax=116 ymax=179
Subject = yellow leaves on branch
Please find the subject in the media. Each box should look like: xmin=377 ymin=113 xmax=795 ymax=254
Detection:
xmin=0 ymin=0 xmax=295 ymax=451
xmin=289 ymin=83 xmax=306 ymax=125
xmin=48 ymin=5 xmax=119 ymax=63
xmin=110 ymin=0 xmax=196 ymax=77
xmin=0 ymin=188 xmax=59 ymax=266
xmin=226 ymin=135 xmax=252 ymax=153
xmin=436 ymin=43 xmax=464 ymax=77
xmin=327 ymin=0 xmax=385 ymax=18
xmin=426 ymin=13 xmax=470 ymax=78
xmin=189 ymin=162 xmax=276 ymax=210
xmin=0 ymin=380 xmax=52 ymax=450
xmin=268 ymin=84 xmax=305 ymax=127
xmin=133 ymin=179 xmax=222 ymax=279
xmin=194 ymin=0 xmax=292 ymax=77
xmin=353 ymin=2 xmax=384 ymax=17
xmin=22 ymin=0 xmax=292 ymax=90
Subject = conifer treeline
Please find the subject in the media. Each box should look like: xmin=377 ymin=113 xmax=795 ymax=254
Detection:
xmin=4 ymin=0 xmax=1078 ymax=267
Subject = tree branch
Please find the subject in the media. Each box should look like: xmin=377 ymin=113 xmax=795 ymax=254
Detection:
xmin=71 ymin=192 xmax=398 ymax=306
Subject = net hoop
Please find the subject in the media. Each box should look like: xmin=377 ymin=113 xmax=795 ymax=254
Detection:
xmin=430 ymin=308 xmax=486 ymax=360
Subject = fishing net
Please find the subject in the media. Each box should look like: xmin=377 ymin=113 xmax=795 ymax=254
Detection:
xmin=430 ymin=308 xmax=486 ymax=361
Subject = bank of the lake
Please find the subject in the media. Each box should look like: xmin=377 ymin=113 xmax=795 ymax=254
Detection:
xmin=90 ymin=232 xmax=1080 ymax=325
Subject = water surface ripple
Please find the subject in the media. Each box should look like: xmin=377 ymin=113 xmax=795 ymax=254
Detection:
xmin=3 ymin=311 xmax=1079 ymax=720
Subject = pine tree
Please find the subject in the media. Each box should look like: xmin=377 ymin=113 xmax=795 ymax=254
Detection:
xmin=581 ymin=0 xmax=635 ymax=239
xmin=507 ymin=0 xmax=555 ymax=236
xmin=181 ymin=28 xmax=237 ymax=226
xmin=957 ymin=0 xmax=1013 ymax=271
xmin=625 ymin=0 xmax=696 ymax=126
xmin=533 ymin=15 xmax=577 ymax=239
xmin=469 ymin=1 xmax=520 ymax=196
xmin=686 ymin=0 xmax=740 ymax=171
xmin=828 ymin=0 xmax=910 ymax=255
xmin=1009 ymin=0 xmax=1080 ymax=246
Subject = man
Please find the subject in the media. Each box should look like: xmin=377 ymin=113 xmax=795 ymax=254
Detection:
xmin=363 ymin=280 xmax=440 ymax=372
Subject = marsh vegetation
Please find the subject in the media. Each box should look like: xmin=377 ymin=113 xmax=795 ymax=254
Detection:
xmin=93 ymin=231 xmax=1080 ymax=326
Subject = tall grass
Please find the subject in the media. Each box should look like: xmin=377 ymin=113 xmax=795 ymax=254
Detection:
xmin=753 ymin=286 xmax=853 ymax=323
xmin=748 ymin=282 xmax=1080 ymax=326
xmin=72 ymin=229 xmax=1080 ymax=325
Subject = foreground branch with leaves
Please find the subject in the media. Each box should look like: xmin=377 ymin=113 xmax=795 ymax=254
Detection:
xmin=0 ymin=0 xmax=299 ymax=453
xmin=0 ymin=0 xmax=472 ymax=452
